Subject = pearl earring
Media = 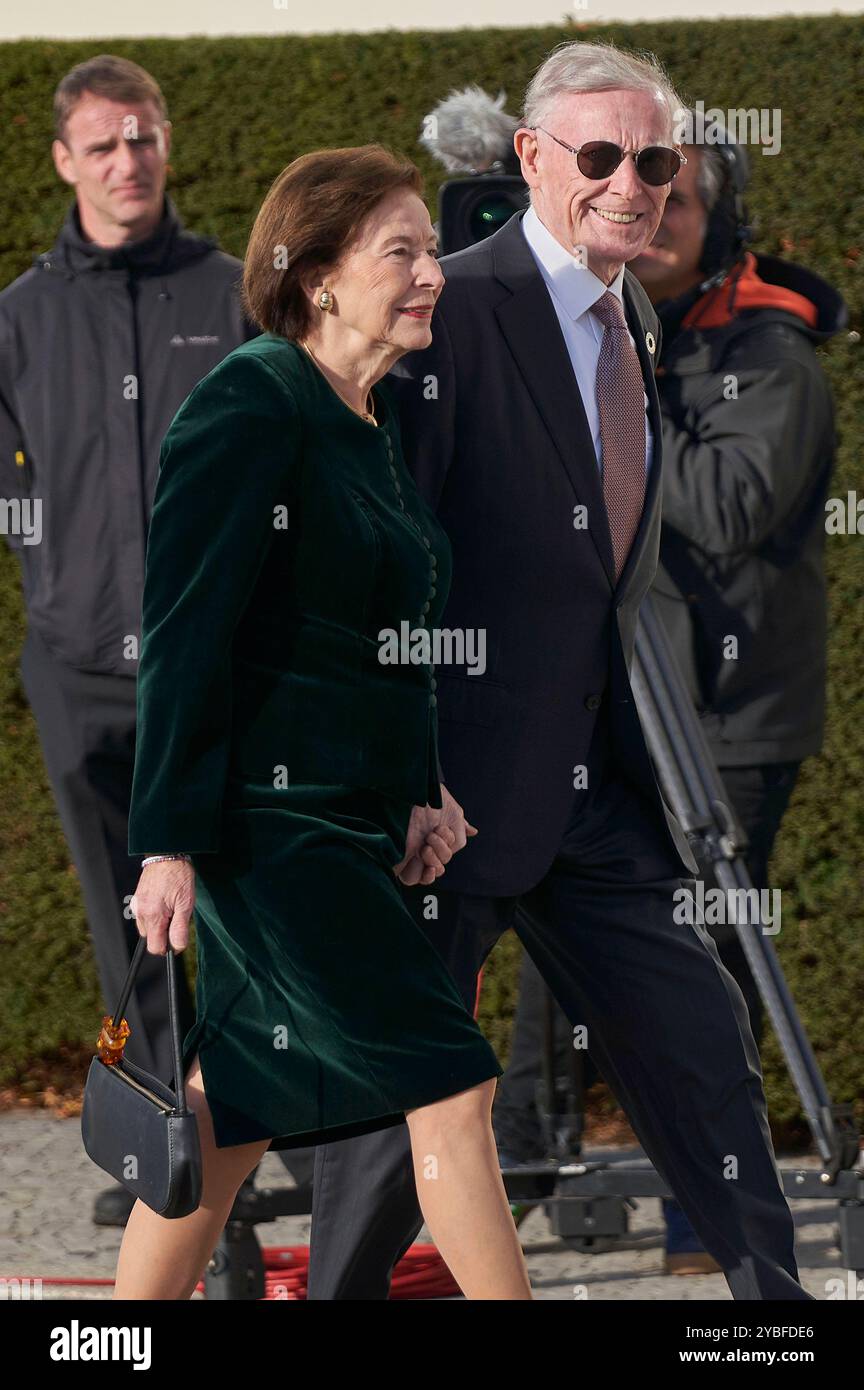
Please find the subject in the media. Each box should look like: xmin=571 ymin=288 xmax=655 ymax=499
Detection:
xmin=318 ymin=290 xmax=334 ymax=311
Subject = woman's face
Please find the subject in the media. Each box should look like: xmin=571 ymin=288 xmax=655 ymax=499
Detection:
xmin=313 ymin=187 xmax=444 ymax=356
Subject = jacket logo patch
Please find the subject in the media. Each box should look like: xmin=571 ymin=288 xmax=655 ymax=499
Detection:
xmin=170 ymin=334 xmax=220 ymax=347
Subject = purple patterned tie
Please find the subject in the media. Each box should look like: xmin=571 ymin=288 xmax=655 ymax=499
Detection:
xmin=589 ymin=290 xmax=647 ymax=581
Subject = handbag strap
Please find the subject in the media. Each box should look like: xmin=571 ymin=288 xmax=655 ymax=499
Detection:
xmin=109 ymin=936 xmax=190 ymax=1116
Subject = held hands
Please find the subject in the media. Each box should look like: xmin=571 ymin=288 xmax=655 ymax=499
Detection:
xmin=129 ymin=859 xmax=196 ymax=954
xmin=129 ymin=786 xmax=477 ymax=947
xmin=392 ymin=784 xmax=478 ymax=886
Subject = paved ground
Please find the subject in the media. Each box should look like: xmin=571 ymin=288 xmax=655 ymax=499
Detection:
xmin=0 ymin=1110 xmax=855 ymax=1300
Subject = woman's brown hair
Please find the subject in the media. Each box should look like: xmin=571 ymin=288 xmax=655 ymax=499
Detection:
xmin=242 ymin=144 xmax=424 ymax=339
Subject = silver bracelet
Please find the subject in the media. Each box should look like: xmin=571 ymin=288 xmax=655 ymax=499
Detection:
xmin=141 ymin=853 xmax=192 ymax=866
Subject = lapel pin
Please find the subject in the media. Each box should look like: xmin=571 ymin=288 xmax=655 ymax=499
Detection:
xmin=645 ymin=331 xmax=656 ymax=355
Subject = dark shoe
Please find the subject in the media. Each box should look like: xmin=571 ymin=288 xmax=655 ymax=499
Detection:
xmin=92 ymin=1182 xmax=136 ymax=1227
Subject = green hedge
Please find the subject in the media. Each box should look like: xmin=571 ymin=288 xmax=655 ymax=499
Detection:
xmin=1 ymin=17 xmax=862 ymax=1139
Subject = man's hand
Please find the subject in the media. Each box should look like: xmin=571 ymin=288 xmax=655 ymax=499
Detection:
xmin=393 ymin=784 xmax=478 ymax=886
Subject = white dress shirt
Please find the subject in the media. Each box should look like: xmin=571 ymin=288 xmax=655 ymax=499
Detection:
xmin=520 ymin=202 xmax=654 ymax=482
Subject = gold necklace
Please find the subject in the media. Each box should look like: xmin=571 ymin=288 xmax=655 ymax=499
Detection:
xmin=298 ymin=340 xmax=378 ymax=426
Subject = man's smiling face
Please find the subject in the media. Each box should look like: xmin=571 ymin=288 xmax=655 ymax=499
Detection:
xmin=514 ymin=87 xmax=677 ymax=284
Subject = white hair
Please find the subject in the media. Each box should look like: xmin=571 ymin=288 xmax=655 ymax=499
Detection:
xmin=522 ymin=39 xmax=685 ymax=142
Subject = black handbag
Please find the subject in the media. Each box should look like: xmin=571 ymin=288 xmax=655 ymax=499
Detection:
xmin=81 ymin=935 xmax=202 ymax=1218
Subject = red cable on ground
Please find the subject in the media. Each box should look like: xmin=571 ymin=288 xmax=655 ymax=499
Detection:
xmin=259 ymin=1244 xmax=459 ymax=1299
xmin=2 ymin=1244 xmax=460 ymax=1299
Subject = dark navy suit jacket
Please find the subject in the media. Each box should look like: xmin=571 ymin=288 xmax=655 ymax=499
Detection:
xmin=387 ymin=207 xmax=699 ymax=896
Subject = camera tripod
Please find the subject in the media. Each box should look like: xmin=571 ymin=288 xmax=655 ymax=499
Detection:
xmin=497 ymin=594 xmax=863 ymax=1270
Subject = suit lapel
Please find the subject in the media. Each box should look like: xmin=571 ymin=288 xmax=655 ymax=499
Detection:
xmin=492 ymin=213 xmax=616 ymax=590
xmin=489 ymin=210 xmax=660 ymax=598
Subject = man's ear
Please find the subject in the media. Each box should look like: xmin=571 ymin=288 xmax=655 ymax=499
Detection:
xmin=513 ymin=127 xmax=540 ymax=187
xmin=52 ymin=137 xmax=77 ymax=188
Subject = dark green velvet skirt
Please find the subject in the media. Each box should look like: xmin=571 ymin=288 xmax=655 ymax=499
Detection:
xmin=179 ymin=776 xmax=502 ymax=1150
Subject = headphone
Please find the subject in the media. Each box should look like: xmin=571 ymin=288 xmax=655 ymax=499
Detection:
xmin=693 ymin=113 xmax=754 ymax=290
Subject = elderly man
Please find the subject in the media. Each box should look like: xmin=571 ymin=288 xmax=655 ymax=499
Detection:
xmin=305 ymin=42 xmax=814 ymax=1301
xmin=0 ymin=54 xmax=259 ymax=1226
xmin=491 ymin=117 xmax=845 ymax=1275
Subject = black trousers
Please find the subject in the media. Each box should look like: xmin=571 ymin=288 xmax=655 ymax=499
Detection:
xmin=19 ymin=623 xmax=196 ymax=1078
xmin=493 ymin=760 xmax=802 ymax=1161
xmin=308 ymin=699 xmax=812 ymax=1300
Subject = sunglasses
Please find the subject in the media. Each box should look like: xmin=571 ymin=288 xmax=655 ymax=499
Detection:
xmin=531 ymin=127 xmax=687 ymax=186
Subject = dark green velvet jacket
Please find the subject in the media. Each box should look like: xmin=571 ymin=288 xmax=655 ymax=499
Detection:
xmin=127 ymin=332 xmax=450 ymax=856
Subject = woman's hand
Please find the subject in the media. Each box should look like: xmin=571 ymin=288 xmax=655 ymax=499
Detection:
xmin=393 ymin=785 xmax=478 ymax=887
xmin=129 ymin=860 xmax=197 ymax=954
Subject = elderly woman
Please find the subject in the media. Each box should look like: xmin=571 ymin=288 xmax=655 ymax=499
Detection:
xmin=112 ymin=145 xmax=532 ymax=1299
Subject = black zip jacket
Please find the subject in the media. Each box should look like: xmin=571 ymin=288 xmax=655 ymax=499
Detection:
xmin=0 ymin=193 xmax=257 ymax=675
